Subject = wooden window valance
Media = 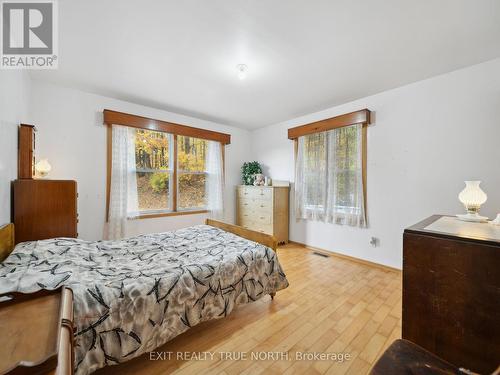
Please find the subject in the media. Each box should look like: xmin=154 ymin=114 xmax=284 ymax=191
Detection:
xmin=103 ymin=109 xmax=231 ymax=144
xmin=287 ymin=109 xmax=371 ymax=139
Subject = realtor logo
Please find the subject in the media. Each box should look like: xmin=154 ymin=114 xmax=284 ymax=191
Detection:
xmin=1 ymin=0 xmax=58 ymax=69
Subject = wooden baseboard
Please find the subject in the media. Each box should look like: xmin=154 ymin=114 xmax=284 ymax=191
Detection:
xmin=287 ymin=241 xmax=401 ymax=273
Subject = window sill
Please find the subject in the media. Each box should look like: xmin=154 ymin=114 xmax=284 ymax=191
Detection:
xmin=129 ymin=210 xmax=209 ymax=220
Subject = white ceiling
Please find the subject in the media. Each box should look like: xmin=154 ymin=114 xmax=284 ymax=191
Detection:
xmin=31 ymin=0 xmax=500 ymax=129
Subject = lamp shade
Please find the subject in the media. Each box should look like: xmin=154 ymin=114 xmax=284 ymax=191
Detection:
xmin=458 ymin=181 xmax=487 ymax=214
xmin=35 ymin=158 xmax=52 ymax=177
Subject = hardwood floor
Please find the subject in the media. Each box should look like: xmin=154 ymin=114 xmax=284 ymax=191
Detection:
xmin=97 ymin=243 xmax=402 ymax=375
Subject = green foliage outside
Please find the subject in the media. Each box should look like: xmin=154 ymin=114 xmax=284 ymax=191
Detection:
xmin=134 ymin=130 xmax=208 ymax=210
xmin=241 ymin=161 xmax=262 ymax=185
xmin=150 ymin=173 xmax=169 ymax=193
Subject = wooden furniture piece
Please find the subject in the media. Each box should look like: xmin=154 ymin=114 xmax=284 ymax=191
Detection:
xmin=236 ymin=185 xmax=289 ymax=244
xmin=103 ymin=109 xmax=231 ymax=144
xmin=206 ymin=218 xmax=277 ymax=251
xmin=287 ymin=108 xmax=371 ymax=140
xmin=0 ymin=287 xmax=74 ymax=375
xmin=370 ymin=339 xmax=459 ymax=375
xmin=18 ymin=124 xmax=36 ymax=179
xmin=403 ymin=215 xmax=500 ymax=374
xmin=206 ymin=219 xmax=279 ymax=299
xmin=0 ymin=223 xmax=14 ymax=262
xmin=13 ymin=180 xmax=78 ymax=244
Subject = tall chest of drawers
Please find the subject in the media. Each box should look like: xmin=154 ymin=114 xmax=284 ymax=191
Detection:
xmin=236 ymin=185 xmax=289 ymax=244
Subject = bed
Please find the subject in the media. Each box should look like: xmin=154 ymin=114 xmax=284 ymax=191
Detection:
xmin=0 ymin=219 xmax=289 ymax=375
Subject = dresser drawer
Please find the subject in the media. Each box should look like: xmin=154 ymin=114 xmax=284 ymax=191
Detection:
xmin=251 ymin=188 xmax=272 ymax=201
xmin=238 ymin=187 xmax=272 ymax=200
xmin=254 ymin=223 xmax=273 ymax=235
xmin=253 ymin=199 xmax=272 ymax=211
xmin=239 ymin=219 xmax=256 ymax=230
xmin=237 ymin=186 xmax=252 ymax=198
xmin=238 ymin=210 xmax=253 ymax=223
xmin=238 ymin=198 xmax=253 ymax=211
xmin=240 ymin=221 xmax=272 ymax=235
xmin=254 ymin=213 xmax=272 ymax=225
xmin=238 ymin=198 xmax=272 ymax=213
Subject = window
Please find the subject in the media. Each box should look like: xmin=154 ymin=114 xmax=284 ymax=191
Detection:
xmin=135 ymin=129 xmax=173 ymax=213
xmin=295 ymin=123 xmax=366 ymax=227
xmin=177 ymin=135 xmax=208 ymax=210
xmin=105 ymin=110 xmax=228 ymax=239
xmin=131 ymin=130 xmax=215 ymax=215
xmin=331 ymin=125 xmax=361 ymax=212
xmin=302 ymin=132 xmax=326 ymax=210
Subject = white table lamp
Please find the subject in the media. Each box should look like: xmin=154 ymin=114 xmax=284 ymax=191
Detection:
xmin=35 ymin=158 xmax=52 ymax=178
xmin=457 ymin=181 xmax=488 ymax=222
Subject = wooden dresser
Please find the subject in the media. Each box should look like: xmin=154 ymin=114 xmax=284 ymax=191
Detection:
xmin=13 ymin=180 xmax=78 ymax=244
xmin=403 ymin=215 xmax=500 ymax=374
xmin=236 ymin=185 xmax=289 ymax=244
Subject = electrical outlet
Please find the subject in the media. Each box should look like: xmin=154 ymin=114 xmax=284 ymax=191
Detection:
xmin=370 ymin=237 xmax=379 ymax=247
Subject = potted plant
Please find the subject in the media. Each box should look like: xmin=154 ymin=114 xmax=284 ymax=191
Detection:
xmin=241 ymin=161 xmax=262 ymax=185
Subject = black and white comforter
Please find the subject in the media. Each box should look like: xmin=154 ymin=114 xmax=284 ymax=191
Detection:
xmin=0 ymin=225 xmax=289 ymax=374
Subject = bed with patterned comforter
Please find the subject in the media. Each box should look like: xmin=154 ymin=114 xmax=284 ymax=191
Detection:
xmin=0 ymin=224 xmax=289 ymax=374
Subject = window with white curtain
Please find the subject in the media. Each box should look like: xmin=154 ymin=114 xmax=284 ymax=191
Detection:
xmin=107 ymin=125 xmax=224 ymax=239
xmin=134 ymin=129 xmax=173 ymax=214
xmin=295 ymin=123 xmax=366 ymax=227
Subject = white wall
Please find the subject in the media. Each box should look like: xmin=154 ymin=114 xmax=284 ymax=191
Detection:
xmin=29 ymin=81 xmax=251 ymax=240
xmin=0 ymin=71 xmax=31 ymax=225
xmin=251 ymin=58 xmax=500 ymax=269
xmin=4 ymin=58 xmax=499 ymax=269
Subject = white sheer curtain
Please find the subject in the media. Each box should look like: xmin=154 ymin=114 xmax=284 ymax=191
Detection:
xmin=295 ymin=123 xmax=366 ymax=227
xmin=205 ymin=141 xmax=224 ymax=220
xmin=107 ymin=125 xmax=138 ymax=240
xmin=295 ymin=132 xmax=327 ymax=221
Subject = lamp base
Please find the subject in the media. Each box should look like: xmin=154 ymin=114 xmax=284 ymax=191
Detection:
xmin=456 ymin=213 xmax=488 ymax=223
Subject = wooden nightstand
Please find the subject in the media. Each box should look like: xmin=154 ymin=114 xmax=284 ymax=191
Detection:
xmin=0 ymin=287 xmax=74 ymax=375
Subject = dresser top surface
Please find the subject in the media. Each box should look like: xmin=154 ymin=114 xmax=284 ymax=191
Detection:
xmin=237 ymin=185 xmax=289 ymax=189
xmin=405 ymin=215 xmax=500 ymax=246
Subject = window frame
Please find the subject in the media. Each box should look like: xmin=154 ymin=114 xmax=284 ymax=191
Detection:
xmin=133 ymin=130 xmax=174 ymax=216
xmin=291 ymin=109 xmax=370 ymax=217
xmin=104 ymin=110 xmax=229 ymax=220
xmin=176 ymin=135 xmax=211 ymax=212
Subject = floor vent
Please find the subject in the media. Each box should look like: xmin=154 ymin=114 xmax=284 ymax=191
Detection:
xmin=313 ymin=251 xmax=329 ymax=258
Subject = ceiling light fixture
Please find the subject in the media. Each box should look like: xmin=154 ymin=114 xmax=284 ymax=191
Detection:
xmin=237 ymin=64 xmax=248 ymax=80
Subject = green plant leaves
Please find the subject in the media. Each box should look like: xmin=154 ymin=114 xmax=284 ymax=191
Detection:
xmin=241 ymin=161 xmax=262 ymax=185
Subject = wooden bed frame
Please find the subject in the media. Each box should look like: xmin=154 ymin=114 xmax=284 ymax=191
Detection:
xmin=205 ymin=219 xmax=278 ymax=251
xmin=0 ymin=219 xmax=279 ymax=297
xmin=0 ymin=219 xmax=279 ymax=258
xmin=0 ymin=220 xmax=278 ymax=298
xmin=0 ymin=219 xmax=278 ymax=293
xmin=205 ymin=219 xmax=278 ymax=299
xmin=0 ymin=223 xmax=14 ymax=262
